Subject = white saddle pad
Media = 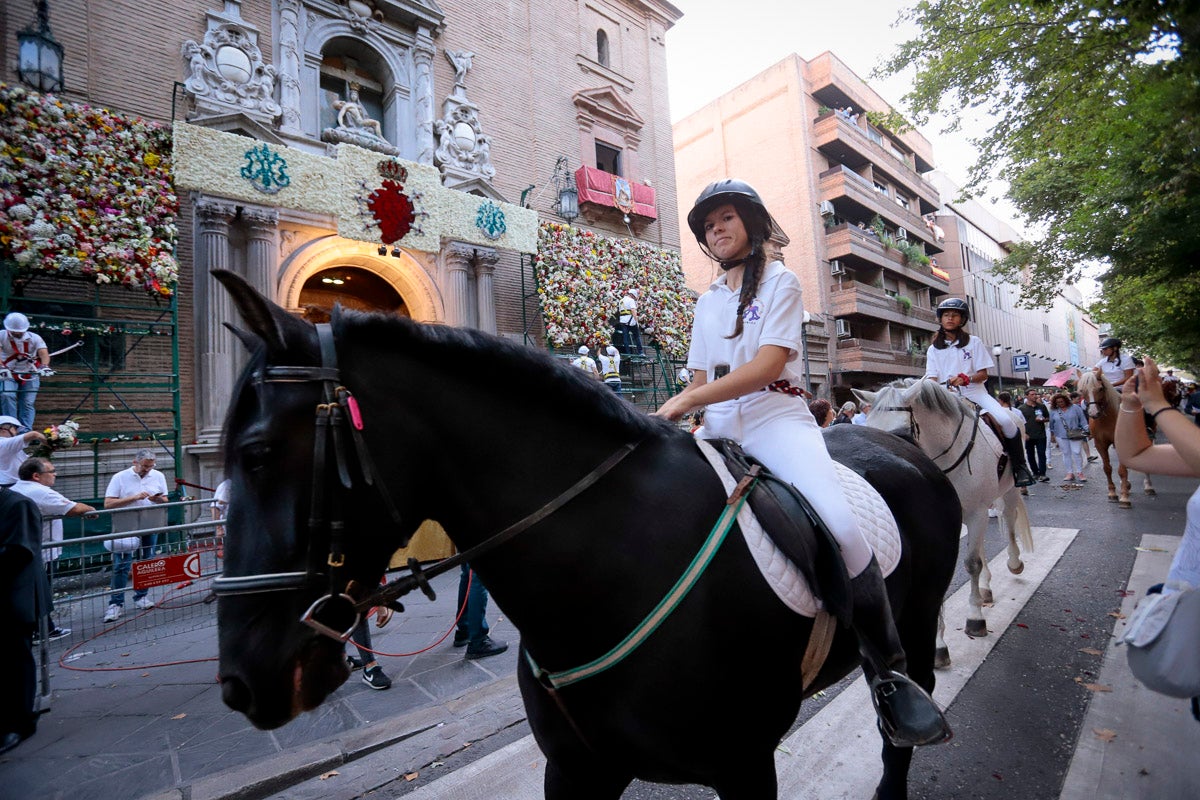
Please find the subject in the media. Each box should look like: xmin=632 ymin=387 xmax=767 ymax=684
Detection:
xmin=696 ymin=439 xmax=901 ymax=618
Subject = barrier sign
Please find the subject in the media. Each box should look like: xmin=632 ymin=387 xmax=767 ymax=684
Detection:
xmin=132 ymin=552 xmax=203 ymax=590
xmin=1012 ymin=354 xmax=1030 ymax=373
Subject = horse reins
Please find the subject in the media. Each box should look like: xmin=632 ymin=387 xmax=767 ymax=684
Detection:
xmin=211 ymin=323 xmax=644 ymax=642
xmin=881 ymin=389 xmax=982 ymax=476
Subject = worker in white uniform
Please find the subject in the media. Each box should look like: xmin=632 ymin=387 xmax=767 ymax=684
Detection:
xmin=653 ymin=179 xmax=950 ymax=748
xmin=923 ymin=298 xmax=1034 ymax=487
xmin=571 ymin=346 xmax=599 ymax=379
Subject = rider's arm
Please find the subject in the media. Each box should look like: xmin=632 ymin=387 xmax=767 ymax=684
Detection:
xmin=653 ymin=346 xmax=790 ymax=421
xmin=37 ymin=346 xmax=50 ymax=368
xmin=1117 ymin=358 xmax=1200 ymax=477
xmin=968 ymin=368 xmax=988 ymax=385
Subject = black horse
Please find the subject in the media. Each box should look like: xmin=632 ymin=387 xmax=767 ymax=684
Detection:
xmin=212 ymin=271 xmax=960 ymax=800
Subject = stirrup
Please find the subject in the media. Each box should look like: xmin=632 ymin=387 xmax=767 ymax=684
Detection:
xmin=868 ymin=670 xmax=953 ymax=747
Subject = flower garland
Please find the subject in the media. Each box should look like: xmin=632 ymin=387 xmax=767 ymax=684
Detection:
xmin=0 ymin=84 xmax=178 ymax=296
xmin=534 ymin=222 xmax=693 ymax=359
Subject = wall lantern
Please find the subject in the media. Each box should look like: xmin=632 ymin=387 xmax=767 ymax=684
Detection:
xmin=17 ymin=0 xmax=64 ymax=94
xmin=552 ymin=156 xmax=579 ymax=223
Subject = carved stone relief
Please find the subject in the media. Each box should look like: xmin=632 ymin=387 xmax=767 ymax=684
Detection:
xmin=320 ymin=82 xmax=401 ymax=155
xmin=182 ymin=12 xmax=281 ymax=124
xmin=434 ymin=50 xmax=497 ymax=193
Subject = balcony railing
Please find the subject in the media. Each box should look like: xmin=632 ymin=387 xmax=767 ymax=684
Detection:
xmin=819 ymin=166 xmax=939 ymax=249
xmin=828 ymin=282 xmax=938 ymax=328
xmin=825 ymin=224 xmax=949 ymax=289
xmin=833 ymin=338 xmax=927 ymax=375
xmin=812 ymin=112 xmax=940 ymax=209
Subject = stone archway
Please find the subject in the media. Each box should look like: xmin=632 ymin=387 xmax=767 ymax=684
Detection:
xmin=278 ymin=236 xmax=443 ymax=322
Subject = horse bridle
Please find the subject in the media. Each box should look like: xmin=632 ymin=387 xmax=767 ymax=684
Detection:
xmin=211 ymin=323 xmax=643 ymax=642
xmin=880 ymin=388 xmax=982 ymax=475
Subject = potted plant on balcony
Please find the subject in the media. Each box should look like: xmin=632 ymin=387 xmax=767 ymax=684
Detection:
xmin=896 ymin=295 xmax=913 ymax=315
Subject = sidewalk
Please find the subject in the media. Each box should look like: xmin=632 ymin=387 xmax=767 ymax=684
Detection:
xmin=0 ymin=569 xmax=520 ymax=800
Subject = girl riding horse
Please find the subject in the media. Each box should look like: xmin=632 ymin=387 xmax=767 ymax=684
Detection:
xmin=923 ymin=298 xmax=1034 ymax=488
xmin=654 ymin=179 xmax=950 ymax=747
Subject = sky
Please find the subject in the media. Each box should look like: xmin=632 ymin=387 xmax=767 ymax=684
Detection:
xmin=662 ymin=0 xmax=1018 ymax=228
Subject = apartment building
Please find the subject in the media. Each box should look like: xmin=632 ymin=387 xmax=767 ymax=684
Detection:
xmin=927 ymin=172 xmax=1100 ymax=387
xmin=673 ymin=51 xmax=951 ymax=402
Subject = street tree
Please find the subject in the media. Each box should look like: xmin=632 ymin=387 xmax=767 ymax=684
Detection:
xmin=881 ymin=1 xmax=1200 ymax=366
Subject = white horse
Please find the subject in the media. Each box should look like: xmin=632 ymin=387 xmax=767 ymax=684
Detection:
xmin=855 ymin=380 xmax=1034 ymax=667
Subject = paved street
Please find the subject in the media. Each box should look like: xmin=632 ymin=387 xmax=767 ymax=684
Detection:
xmin=1 ymin=455 xmax=1197 ymax=800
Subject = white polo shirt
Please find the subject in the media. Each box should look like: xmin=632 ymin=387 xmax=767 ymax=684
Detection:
xmin=10 ymin=479 xmax=75 ymax=562
xmin=1095 ymin=352 xmax=1134 ymax=385
xmin=0 ymin=435 xmax=29 ymax=484
xmin=924 ymin=335 xmax=995 ymax=383
xmin=687 ymin=260 xmax=804 ymax=391
xmin=105 ymin=465 xmax=169 ymax=534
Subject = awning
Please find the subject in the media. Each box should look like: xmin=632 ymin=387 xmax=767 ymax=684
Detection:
xmin=1043 ymin=368 xmax=1077 ymax=388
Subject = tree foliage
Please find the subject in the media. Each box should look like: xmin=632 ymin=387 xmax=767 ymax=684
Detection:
xmin=881 ymin=1 xmax=1200 ymax=365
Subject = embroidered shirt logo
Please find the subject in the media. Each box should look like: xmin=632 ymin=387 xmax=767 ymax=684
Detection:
xmin=743 ymin=301 xmax=762 ymax=323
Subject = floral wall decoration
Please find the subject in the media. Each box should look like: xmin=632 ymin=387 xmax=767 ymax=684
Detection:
xmin=534 ymin=222 xmax=693 ymax=359
xmin=0 ymin=84 xmax=178 ymax=297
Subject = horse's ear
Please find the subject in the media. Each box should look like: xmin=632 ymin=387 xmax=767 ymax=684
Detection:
xmin=223 ymin=322 xmax=262 ymax=354
xmin=212 ymin=270 xmax=309 ymax=354
xmin=852 ymin=388 xmax=877 ymax=404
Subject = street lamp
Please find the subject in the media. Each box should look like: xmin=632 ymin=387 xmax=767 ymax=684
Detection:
xmin=17 ymin=0 xmax=64 ymax=94
xmin=551 ymin=156 xmax=579 ymax=223
xmin=801 ymin=310 xmax=812 ymax=392
xmin=993 ymin=344 xmax=1003 ymax=393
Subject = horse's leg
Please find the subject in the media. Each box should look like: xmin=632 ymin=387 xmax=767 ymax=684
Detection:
xmin=1118 ymin=462 xmax=1132 ymax=509
xmin=1143 ymin=471 xmax=1156 ymax=496
xmin=1102 ymin=452 xmax=1117 ymax=502
xmin=1001 ymin=487 xmax=1034 ymax=575
xmin=978 ymin=557 xmax=994 ymax=606
xmin=545 ymin=757 xmax=631 ymax=800
xmin=963 ymin=508 xmax=988 ymax=637
xmin=875 ymin=741 xmax=915 ymax=800
xmin=934 ymin=607 xmax=951 ymax=669
xmin=710 ymin=753 xmax=778 ymax=800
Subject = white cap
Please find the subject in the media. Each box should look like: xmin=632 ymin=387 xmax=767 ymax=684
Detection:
xmin=0 ymin=415 xmax=22 ymax=428
xmin=578 ymin=346 xmax=589 ymax=355
xmin=4 ymin=312 xmax=29 ymax=333
xmin=606 ymin=346 xmax=618 ymax=356
xmin=629 ymin=288 xmax=640 ymax=298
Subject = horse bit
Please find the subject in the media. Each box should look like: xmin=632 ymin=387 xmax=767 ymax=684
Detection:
xmin=211 ymin=323 xmax=642 ymax=642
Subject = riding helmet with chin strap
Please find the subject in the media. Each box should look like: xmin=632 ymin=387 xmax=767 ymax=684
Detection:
xmin=1099 ymin=337 xmax=1121 ymax=350
xmin=935 ymin=297 xmax=970 ymax=324
xmin=686 ymin=179 xmax=782 ymax=268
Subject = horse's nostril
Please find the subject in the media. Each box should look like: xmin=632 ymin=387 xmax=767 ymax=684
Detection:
xmin=221 ymin=674 xmax=252 ymax=712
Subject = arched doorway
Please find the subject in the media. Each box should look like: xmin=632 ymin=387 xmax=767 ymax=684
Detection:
xmin=298 ymin=266 xmax=409 ymax=321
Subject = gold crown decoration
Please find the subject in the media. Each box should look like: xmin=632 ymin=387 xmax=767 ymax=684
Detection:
xmin=377 ymin=158 xmax=408 ymax=182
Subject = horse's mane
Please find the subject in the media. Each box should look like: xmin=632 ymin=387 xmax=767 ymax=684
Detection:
xmin=333 ymin=307 xmax=673 ymax=438
xmin=1076 ymin=370 xmax=1119 ymax=412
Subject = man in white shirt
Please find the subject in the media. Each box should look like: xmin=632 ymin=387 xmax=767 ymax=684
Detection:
xmin=571 ymin=346 xmax=600 ymax=379
xmin=852 ymin=403 xmax=871 ymax=424
xmin=11 ymin=457 xmax=95 ymax=641
xmin=0 ymin=312 xmax=51 ymax=432
xmin=103 ymin=449 xmax=169 ymax=621
xmin=615 ymin=289 xmax=645 ymax=356
xmin=0 ymin=415 xmax=45 ymax=488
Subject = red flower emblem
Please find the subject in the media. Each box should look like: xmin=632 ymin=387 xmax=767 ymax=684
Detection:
xmin=367 ymin=179 xmax=416 ymax=244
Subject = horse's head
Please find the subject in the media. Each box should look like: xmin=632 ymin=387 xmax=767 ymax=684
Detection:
xmin=862 ymin=379 xmax=965 ymax=445
xmin=1076 ymin=371 xmax=1115 ymax=420
xmin=211 ymin=270 xmax=415 ymax=729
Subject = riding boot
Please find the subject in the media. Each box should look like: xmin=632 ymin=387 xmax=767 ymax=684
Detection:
xmin=1003 ymin=433 xmax=1035 ymax=487
xmin=850 ymin=556 xmax=952 ymax=747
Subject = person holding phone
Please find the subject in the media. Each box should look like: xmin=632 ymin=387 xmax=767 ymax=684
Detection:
xmin=103 ymin=449 xmax=169 ymax=621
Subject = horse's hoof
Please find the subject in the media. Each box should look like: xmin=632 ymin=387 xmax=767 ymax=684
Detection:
xmin=1108 ymin=496 xmax=1118 ymax=503
xmin=1145 ymin=489 xmax=1157 ymax=496
xmin=965 ymin=619 xmax=988 ymax=637
xmin=1119 ymin=501 xmax=1132 ymax=509
xmin=980 ymin=588 xmax=994 ymax=605
xmin=934 ymin=647 xmax=952 ymax=670
xmin=1008 ymin=561 xmax=1025 ymax=575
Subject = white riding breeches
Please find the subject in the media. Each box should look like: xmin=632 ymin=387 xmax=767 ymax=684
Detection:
xmin=961 ymin=384 xmax=1019 ymax=438
xmin=700 ymin=391 xmax=874 ymax=577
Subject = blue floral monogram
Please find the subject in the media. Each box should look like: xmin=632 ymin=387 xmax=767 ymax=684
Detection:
xmin=475 ymin=200 xmax=507 ymax=240
xmin=241 ymin=144 xmax=291 ymax=195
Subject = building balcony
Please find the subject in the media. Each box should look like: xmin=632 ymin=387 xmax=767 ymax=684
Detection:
xmin=819 ymin=165 xmax=942 ymax=252
xmin=575 ymin=165 xmax=657 ymax=220
xmin=833 ymin=338 xmax=927 ymax=377
xmin=813 ymin=113 xmax=940 ymax=213
xmin=828 ymin=281 xmax=939 ymax=330
xmin=825 ymin=224 xmax=949 ymax=291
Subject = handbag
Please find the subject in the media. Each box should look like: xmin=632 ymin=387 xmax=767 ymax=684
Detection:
xmin=1066 ymin=427 xmax=1087 ymax=440
xmin=104 ymin=535 xmax=142 ymax=553
xmin=1121 ymin=584 xmax=1200 ymax=698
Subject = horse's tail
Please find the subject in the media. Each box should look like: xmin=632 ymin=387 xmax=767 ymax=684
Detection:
xmin=1008 ymin=488 xmax=1035 ymax=552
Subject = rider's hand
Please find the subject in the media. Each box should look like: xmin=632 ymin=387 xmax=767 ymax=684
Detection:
xmin=37 ymin=366 xmax=54 ymax=377
xmin=652 ymin=393 xmax=693 ymax=422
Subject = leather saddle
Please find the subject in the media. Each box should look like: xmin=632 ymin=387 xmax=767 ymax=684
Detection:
xmin=705 ymin=438 xmax=853 ymax=627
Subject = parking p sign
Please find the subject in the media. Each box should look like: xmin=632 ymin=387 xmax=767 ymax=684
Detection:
xmin=1012 ymin=354 xmax=1030 ymax=373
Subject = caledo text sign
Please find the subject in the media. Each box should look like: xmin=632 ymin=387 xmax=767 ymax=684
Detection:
xmin=133 ymin=552 xmax=203 ymax=590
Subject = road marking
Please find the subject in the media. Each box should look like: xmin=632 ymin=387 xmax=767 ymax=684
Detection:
xmin=404 ymin=527 xmax=1078 ymax=799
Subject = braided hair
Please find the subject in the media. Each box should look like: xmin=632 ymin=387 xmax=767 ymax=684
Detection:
xmin=724 ymin=197 xmax=769 ymax=340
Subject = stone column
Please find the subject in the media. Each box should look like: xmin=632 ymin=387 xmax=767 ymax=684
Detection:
xmin=277 ymin=0 xmax=304 ymax=135
xmin=444 ymin=243 xmax=475 ymax=328
xmin=413 ymin=27 xmax=436 ymax=165
xmin=241 ymin=206 xmax=279 ymax=297
xmin=474 ymin=248 xmax=499 ymax=334
xmin=194 ymin=197 xmax=239 ymax=440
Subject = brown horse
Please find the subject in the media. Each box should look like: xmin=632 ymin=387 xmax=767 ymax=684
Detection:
xmin=1075 ymin=371 xmax=1155 ymax=508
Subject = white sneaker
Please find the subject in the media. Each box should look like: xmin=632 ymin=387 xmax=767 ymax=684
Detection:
xmin=134 ymin=597 xmax=155 ymax=610
xmin=104 ymin=604 xmax=122 ymax=622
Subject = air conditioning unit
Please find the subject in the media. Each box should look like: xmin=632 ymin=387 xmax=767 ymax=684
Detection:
xmin=830 ymin=260 xmax=845 ymax=276
xmin=836 ymin=319 xmax=851 ymax=338
xmin=896 ymin=227 xmax=909 ymax=240
xmin=819 ymin=201 xmax=836 ymax=217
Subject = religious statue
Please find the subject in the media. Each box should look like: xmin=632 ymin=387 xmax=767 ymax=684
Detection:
xmin=446 ymin=50 xmax=475 ymax=88
xmin=334 ymin=83 xmax=383 ymax=136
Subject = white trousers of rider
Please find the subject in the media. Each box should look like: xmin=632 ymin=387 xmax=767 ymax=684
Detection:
xmin=700 ymin=390 xmax=873 ymax=577
xmin=959 ymin=382 xmax=1019 ymax=438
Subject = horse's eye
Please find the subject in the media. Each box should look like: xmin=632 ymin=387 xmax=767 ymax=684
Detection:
xmin=241 ymin=441 xmax=273 ymax=473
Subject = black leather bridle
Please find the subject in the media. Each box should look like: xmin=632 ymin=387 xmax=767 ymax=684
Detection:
xmin=211 ymin=323 xmax=643 ymax=642
xmin=880 ymin=386 xmax=981 ymax=476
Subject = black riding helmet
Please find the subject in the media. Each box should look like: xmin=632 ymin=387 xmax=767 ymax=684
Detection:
xmin=1099 ymin=337 xmax=1121 ymax=350
xmin=686 ymin=179 xmax=782 ymax=265
xmin=936 ymin=297 xmax=970 ymax=323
